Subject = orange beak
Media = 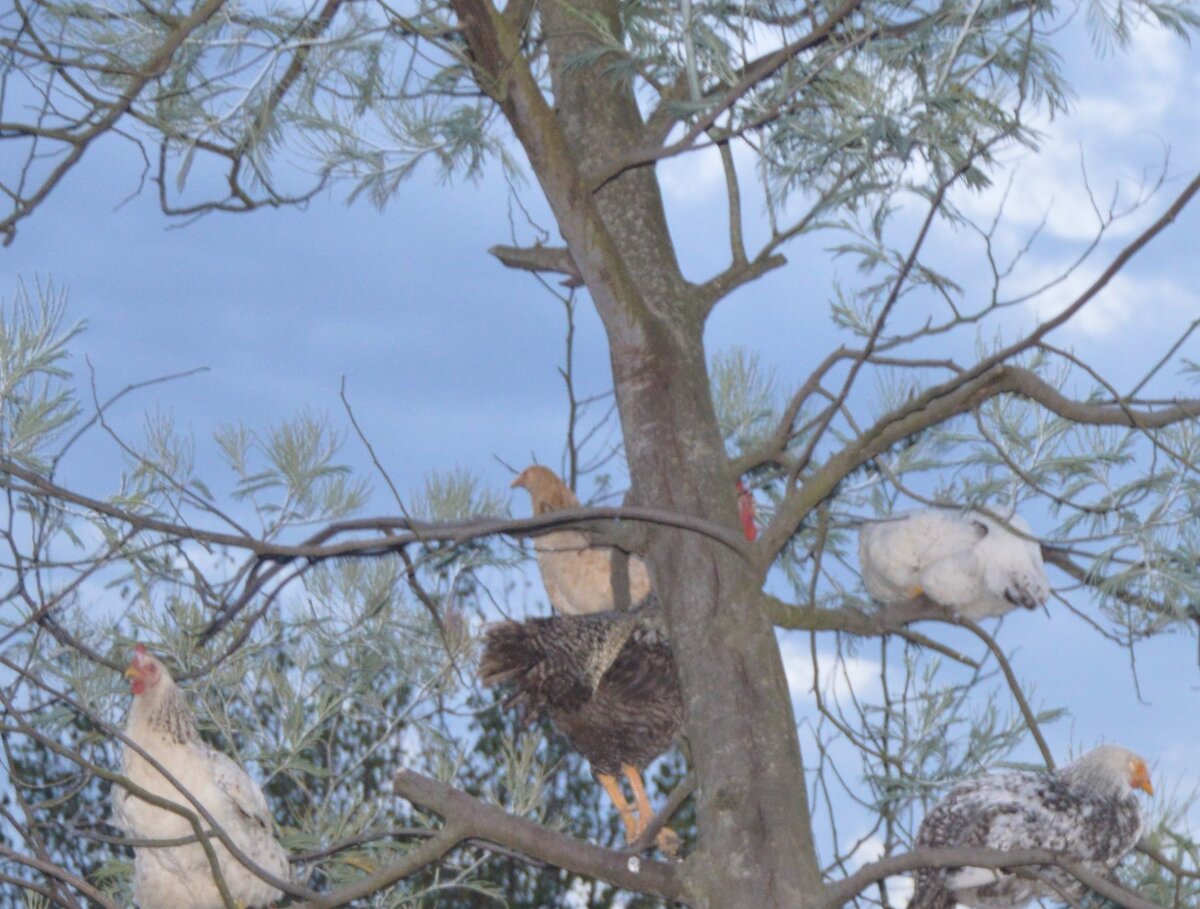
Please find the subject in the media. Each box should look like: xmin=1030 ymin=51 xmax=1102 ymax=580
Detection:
xmin=1130 ymin=760 xmax=1154 ymax=796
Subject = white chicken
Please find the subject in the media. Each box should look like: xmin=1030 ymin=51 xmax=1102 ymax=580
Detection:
xmin=858 ymin=509 xmax=1050 ymax=619
xmin=113 ymin=645 xmax=288 ymax=909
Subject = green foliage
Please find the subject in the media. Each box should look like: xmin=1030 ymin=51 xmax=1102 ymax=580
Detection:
xmin=10 ymin=0 xmax=1196 ymax=230
xmin=711 ymin=347 xmax=779 ymax=456
xmin=216 ymin=411 xmax=372 ymax=525
xmin=0 ymin=281 xmax=83 ymax=470
xmin=3 ymin=0 xmax=1200 ymax=898
xmin=0 ymin=301 xmax=701 ymax=905
xmin=415 ymin=467 xmax=509 ymax=523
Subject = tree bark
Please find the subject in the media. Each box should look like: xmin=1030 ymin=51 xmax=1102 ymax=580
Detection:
xmin=602 ymin=293 xmax=824 ymax=909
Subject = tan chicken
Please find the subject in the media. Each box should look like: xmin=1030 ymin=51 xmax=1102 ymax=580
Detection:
xmin=513 ymin=466 xmax=761 ymax=611
xmin=113 ymin=645 xmax=289 ymax=909
xmin=512 ymin=465 xmax=652 ymax=615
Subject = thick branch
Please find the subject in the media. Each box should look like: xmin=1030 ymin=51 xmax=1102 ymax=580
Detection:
xmin=698 ymin=252 xmax=789 ymax=307
xmin=764 ymin=365 xmax=1200 ymax=559
xmin=823 ymin=844 xmax=1167 ymax=909
xmin=393 ymin=769 xmax=687 ymax=902
xmin=763 ymin=594 xmax=980 ymax=667
xmin=996 ymin=368 xmax=1200 ymax=427
xmin=449 ymin=0 xmax=653 ymax=325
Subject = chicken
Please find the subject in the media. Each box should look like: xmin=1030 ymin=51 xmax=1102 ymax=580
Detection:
xmin=113 ymin=645 xmax=289 ymax=909
xmin=908 ymin=745 xmax=1151 ymax=909
xmin=859 ymin=509 xmax=1050 ymax=619
xmin=480 ymin=596 xmax=681 ymax=853
xmin=512 ymin=465 xmax=652 ymax=615
xmin=512 ymin=465 xmax=760 ymax=614
xmin=508 ymin=465 xmax=758 ymax=851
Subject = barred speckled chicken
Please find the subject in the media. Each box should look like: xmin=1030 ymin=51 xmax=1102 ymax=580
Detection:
xmin=479 ymin=596 xmax=682 ymax=850
xmin=908 ymin=745 xmax=1151 ymax=909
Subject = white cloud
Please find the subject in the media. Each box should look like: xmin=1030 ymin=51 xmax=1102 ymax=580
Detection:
xmin=1011 ymin=260 xmax=1197 ymax=339
xmin=658 ymin=137 xmax=758 ymax=206
xmin=954 ymin=22 xmax=1196 ymax=247
xmin=777 ymin=634 xmax=883 ymax=706
xmin=953 ymin=122 xmax=1174 ymax=246
xmin=1116 ymin=22 xmax=1191 ymax=106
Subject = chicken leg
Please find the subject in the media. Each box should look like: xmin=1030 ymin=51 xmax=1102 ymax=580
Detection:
xmin=623 ymin=764 xmax=680 ymax=857
xmin=597 ymin=772 xmax=639 ymax=844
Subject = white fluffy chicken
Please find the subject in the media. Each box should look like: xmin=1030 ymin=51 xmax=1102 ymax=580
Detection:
xmin=858 ymin=509 xmax=1050 ymax=619
xmin=113 ymin=645 xmax=288 ymax=909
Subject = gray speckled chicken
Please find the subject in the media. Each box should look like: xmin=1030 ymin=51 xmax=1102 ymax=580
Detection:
xmin=908 ymin=745 xmax=1151 ymax=909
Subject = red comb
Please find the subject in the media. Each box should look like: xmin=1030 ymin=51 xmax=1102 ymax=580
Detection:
xmin=736 ymin=479 xmax=758 ymax=542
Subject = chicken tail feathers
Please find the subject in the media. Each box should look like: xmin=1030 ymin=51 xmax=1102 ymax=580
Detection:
xmin=479 ymin=622 xmax=541 ymax=687
xmin=480 ymin=619 xmax=591 ymax=713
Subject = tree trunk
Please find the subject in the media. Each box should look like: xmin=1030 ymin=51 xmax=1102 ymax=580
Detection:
xmin=535 ymin=2 xmax=825 ymax=904
xmin=449 ymin=0 xmax=825 ymax=900
xmin=611 ymin=322 xmax=824 ymax=908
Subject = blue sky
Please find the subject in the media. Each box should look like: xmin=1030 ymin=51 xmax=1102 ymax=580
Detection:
xmin=2 ymin=9 xmax=1199 ymax=892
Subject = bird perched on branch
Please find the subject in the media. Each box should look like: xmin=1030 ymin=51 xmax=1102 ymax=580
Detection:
xmin=511 ymin=464 xmax=653 ymax=615
xmin=858 ymin=509 xmax=1050 ymax=618
xmin=908 ymin=745 xmax=1152 ymax=909
xmin=113 ymin=645 xmax=289 ymax=909
xmin=512 ymin=464 xmax=760 ymax=615
xmin=480 ymin=596 xmax=682 ymax=854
